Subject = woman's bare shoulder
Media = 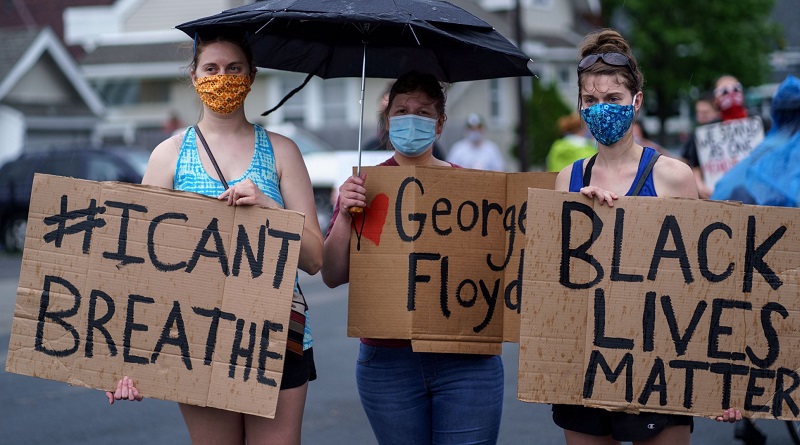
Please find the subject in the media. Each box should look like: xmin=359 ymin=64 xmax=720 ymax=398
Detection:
xmin=142 ymin=132 xmax=183 ymax=187
xmin=654 ymin=155 xmax=697 ymax=198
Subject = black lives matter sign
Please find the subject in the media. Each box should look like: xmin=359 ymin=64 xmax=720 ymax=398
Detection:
xmin=520 ymin=189 xmax=800 ymax=420
xmin=5 ymin=174 xmax=304 ymax=418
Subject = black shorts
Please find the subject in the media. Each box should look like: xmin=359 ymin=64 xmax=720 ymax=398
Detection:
xmin=552 ymin=404 xmax=693 ymax=442
xmin=280 ymin=347 xmax=317 ymax=390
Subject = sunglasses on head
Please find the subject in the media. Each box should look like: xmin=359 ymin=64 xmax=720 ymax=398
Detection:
xmin=715 ymin=84 xmax=743 ymax=96
xmin=577 ymin=52 xmax=635 ymax=78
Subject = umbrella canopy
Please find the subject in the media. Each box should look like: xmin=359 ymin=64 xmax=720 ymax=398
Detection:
xmin=175 ymin=0 xmax=534 ymax=82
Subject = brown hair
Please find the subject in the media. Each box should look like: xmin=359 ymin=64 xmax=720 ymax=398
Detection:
xmin=381 ymin=71 xmax=447 ymax=123
xmin=557 ymin=112 xmax=583 ymax=134
xmin=577 ymin=29 xmax=643 ymax=105
xmin=190 ymin=30 xmax=256 ymax=76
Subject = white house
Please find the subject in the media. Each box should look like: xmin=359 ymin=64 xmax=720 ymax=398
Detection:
xmin=0 ymin=27 xmax=105 ymax=165
xmin=64 ymin=0 xmax=593 ymax=168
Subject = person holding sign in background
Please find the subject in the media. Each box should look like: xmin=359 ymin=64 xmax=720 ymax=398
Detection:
xmin=322 ymin=71 xmax=504 ymax=445
xmin=552 ymin=28 xmax=741 ymax=445
xmin=680 ymin=93 xmax=721 ymax=198
xmin=105 ymin=30 xmax=324 ymax=445
xmin=712 ymin=75 xmax=800 ymax=204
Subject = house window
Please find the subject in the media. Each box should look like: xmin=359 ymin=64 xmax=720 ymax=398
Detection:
xmin=93 ymin=79 xmax=136 ymax=106
xmin=489 ymin=78 xmax=501 ymax=123
xmin=92 ymin=79 xmax=169 ymax=106
xmin=322 ymin=78 xmax=348 ymax=124
xmin=280 ymin=75 xmax=308 ymax=125
xmin=530 ymin=0 xmax=554 ymax=10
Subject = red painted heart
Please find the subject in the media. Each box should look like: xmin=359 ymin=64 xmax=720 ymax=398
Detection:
xmin=353 ymin=193 xmax=389 ymax=246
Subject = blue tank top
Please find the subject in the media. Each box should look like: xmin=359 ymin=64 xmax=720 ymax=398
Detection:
xmin=175 ymin=125 xmax=283 ymax=205
xmin=568 ymin=147 xmax=659 ymax=197
xmin=174 ymin=124 xmax=313 ymax=350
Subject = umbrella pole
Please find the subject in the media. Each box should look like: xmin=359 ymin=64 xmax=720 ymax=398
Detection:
xmin=349 ymin=41 xmax=368 ymax=216
xmin=356 ymin=40 xmax=367 ymax=177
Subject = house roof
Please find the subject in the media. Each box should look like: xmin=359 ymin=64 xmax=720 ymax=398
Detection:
xmin=0 ymin=27 xmax=105 ymax=115
xmin=0 ymin=28 xmax=40 ymax=86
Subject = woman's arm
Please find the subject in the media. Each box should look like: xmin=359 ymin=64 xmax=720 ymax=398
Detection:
xmin=556 ymin=163 xmax=619 ymax=206
xmin=322 ymin=173 xmax=366 ymax=288
xmin=141 ymin=134 xmax=181 ymax=188
xmin=271 ymin=132 xmax=323 ymax=275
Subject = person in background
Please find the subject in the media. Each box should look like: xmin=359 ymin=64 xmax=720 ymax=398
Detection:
xmin=546 ymin=111 xmax=597 ymax=172
xmin=711 ymin=74 xmax=800 ymax=445
xmin=680 ymin=93 xmax=721 ymax=198
xmin=105 ymin=30 xmax=323 ymax=445
xmin=714 ymin=75 xmax=748 ymax=121
xmin=712 ymin=75 xmax=800 ymax=205
xmin=322 ymin=71 xmax=504 ymax=445
xmin=446 ymin=113 xmax=505 ymax=171
xmin=553 ymin=27 xmax=741 ymax=445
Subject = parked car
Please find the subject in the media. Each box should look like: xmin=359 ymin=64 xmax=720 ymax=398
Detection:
xmin=0 ymin=147 xmax=149 ymax=252
xmin=268 ymin=124 xmax=390 ymax=231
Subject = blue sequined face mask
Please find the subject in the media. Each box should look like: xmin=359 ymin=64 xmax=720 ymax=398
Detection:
xmin=389 ymin=115 xmax=438 ymax=157
xmin=580 ymin=103 xmax=636 ymax=146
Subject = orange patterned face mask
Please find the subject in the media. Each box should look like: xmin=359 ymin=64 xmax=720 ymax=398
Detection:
xmin=194 ymin=74 xmax=251 ymax=114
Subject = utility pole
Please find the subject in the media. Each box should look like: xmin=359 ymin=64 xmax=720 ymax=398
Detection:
xmin=514 ymin=0 xmax=528 ymax=172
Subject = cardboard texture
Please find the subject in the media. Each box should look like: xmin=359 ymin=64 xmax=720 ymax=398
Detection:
xmin=346 ymin=166 xmax=555 ymax=354
xmin=5 ymin=174 xmax=305 ymax=419
xmin=519 ymin=189 xmax=800 ymax=420
xmin=695 ymin=116 xmax=765 ymax=189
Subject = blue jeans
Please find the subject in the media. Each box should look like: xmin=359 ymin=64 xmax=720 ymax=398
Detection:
xmin=356 ymin=344 xmax=504 ymax=445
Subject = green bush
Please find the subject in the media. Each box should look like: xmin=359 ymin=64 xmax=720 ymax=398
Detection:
xmin=519 ymin=78 xmax=572 ymax=168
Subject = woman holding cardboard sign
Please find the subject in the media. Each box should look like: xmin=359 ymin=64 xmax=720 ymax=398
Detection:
xmin=322 ymin=70 xmax=505 ymax=445
xmin=105 ymin=29 xmax=323 ymax=445
xmin=552 ymin=28 xmax=741 ymax=445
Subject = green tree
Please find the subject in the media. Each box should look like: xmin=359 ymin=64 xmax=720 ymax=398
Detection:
xmin=524 ymin=77 xmax=572 ymax=167
xmin=601 ymin=0 xmax=782 ymax=141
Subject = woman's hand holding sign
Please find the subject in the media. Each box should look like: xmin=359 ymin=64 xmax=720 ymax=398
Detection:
xmin=106 ymin=376 xmax=142 ymax=405
xmin=219 ymin=178 xmax=280 ymax=209
xmin=715 ymin=408 xmax=743 ymax=423
xmin=338 ymin=173 xmax=367 ymax=216
xmin=580 ymin=185 xmax=619 ymax=207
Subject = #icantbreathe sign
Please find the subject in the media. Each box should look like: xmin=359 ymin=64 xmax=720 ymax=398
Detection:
xmin=5 ymin=174 xmax=304 ymax=418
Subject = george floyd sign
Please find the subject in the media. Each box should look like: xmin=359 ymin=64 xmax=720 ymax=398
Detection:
xmin=346 ymin=166 xmax=556 ymax=354
xmin=5 ymin=174 xmax=304 ymax=419
xmin=519 ymin=189 xmax=800 ymax=420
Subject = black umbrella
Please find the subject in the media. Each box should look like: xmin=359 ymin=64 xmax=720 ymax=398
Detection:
xmin=176 ymin=0 xmax=533 ymax=171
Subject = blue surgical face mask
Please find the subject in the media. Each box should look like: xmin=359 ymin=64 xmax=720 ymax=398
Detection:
xmin=580 ymin=103 xmax=635 ymax=146
xmin=389 ymin=115 xmax=438 ymax=157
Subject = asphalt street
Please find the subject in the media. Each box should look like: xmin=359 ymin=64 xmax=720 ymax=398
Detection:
xmin=0 ymin=251 xmax=795 ymax=444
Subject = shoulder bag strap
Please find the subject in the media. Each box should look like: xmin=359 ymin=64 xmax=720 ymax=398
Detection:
xmin=630 ymin=152 xmax=661 ymax=196
xmin=193 ymin=125 xmax=229 ymax=189
xmin=582 ymin=154 xmax=597 ymax=187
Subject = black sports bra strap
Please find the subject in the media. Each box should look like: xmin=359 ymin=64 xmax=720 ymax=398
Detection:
xmin=582 ymin=154 xmax=597 ymax=187
xmin=631 ymin=152 xmax=661 ymax=196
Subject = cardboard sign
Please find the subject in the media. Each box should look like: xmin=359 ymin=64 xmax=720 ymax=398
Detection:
xmin=519 ymin=189 xmax=800 ymax=420
xmin=695 ymin=117 xmax=765 ymax=190
xmin=346 ymin=166 xmax=556 ymax=354
xmin=5 ymin=174 xmax=304 ymax=419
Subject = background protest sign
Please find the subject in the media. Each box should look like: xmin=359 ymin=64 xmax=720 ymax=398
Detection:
xmin=518 ymin=189 xmax=800 ymax=420
xmin=696 ymin=116 xmax=765 ymax=190
xmin=5 ymin=174 xmax=304 ymax=419
xmin=346 ymin=166 xmax=555 ymax=354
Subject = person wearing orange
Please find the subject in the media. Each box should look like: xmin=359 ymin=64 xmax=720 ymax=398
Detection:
xmin=105 ymin=30 xmax=323 ymax=445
